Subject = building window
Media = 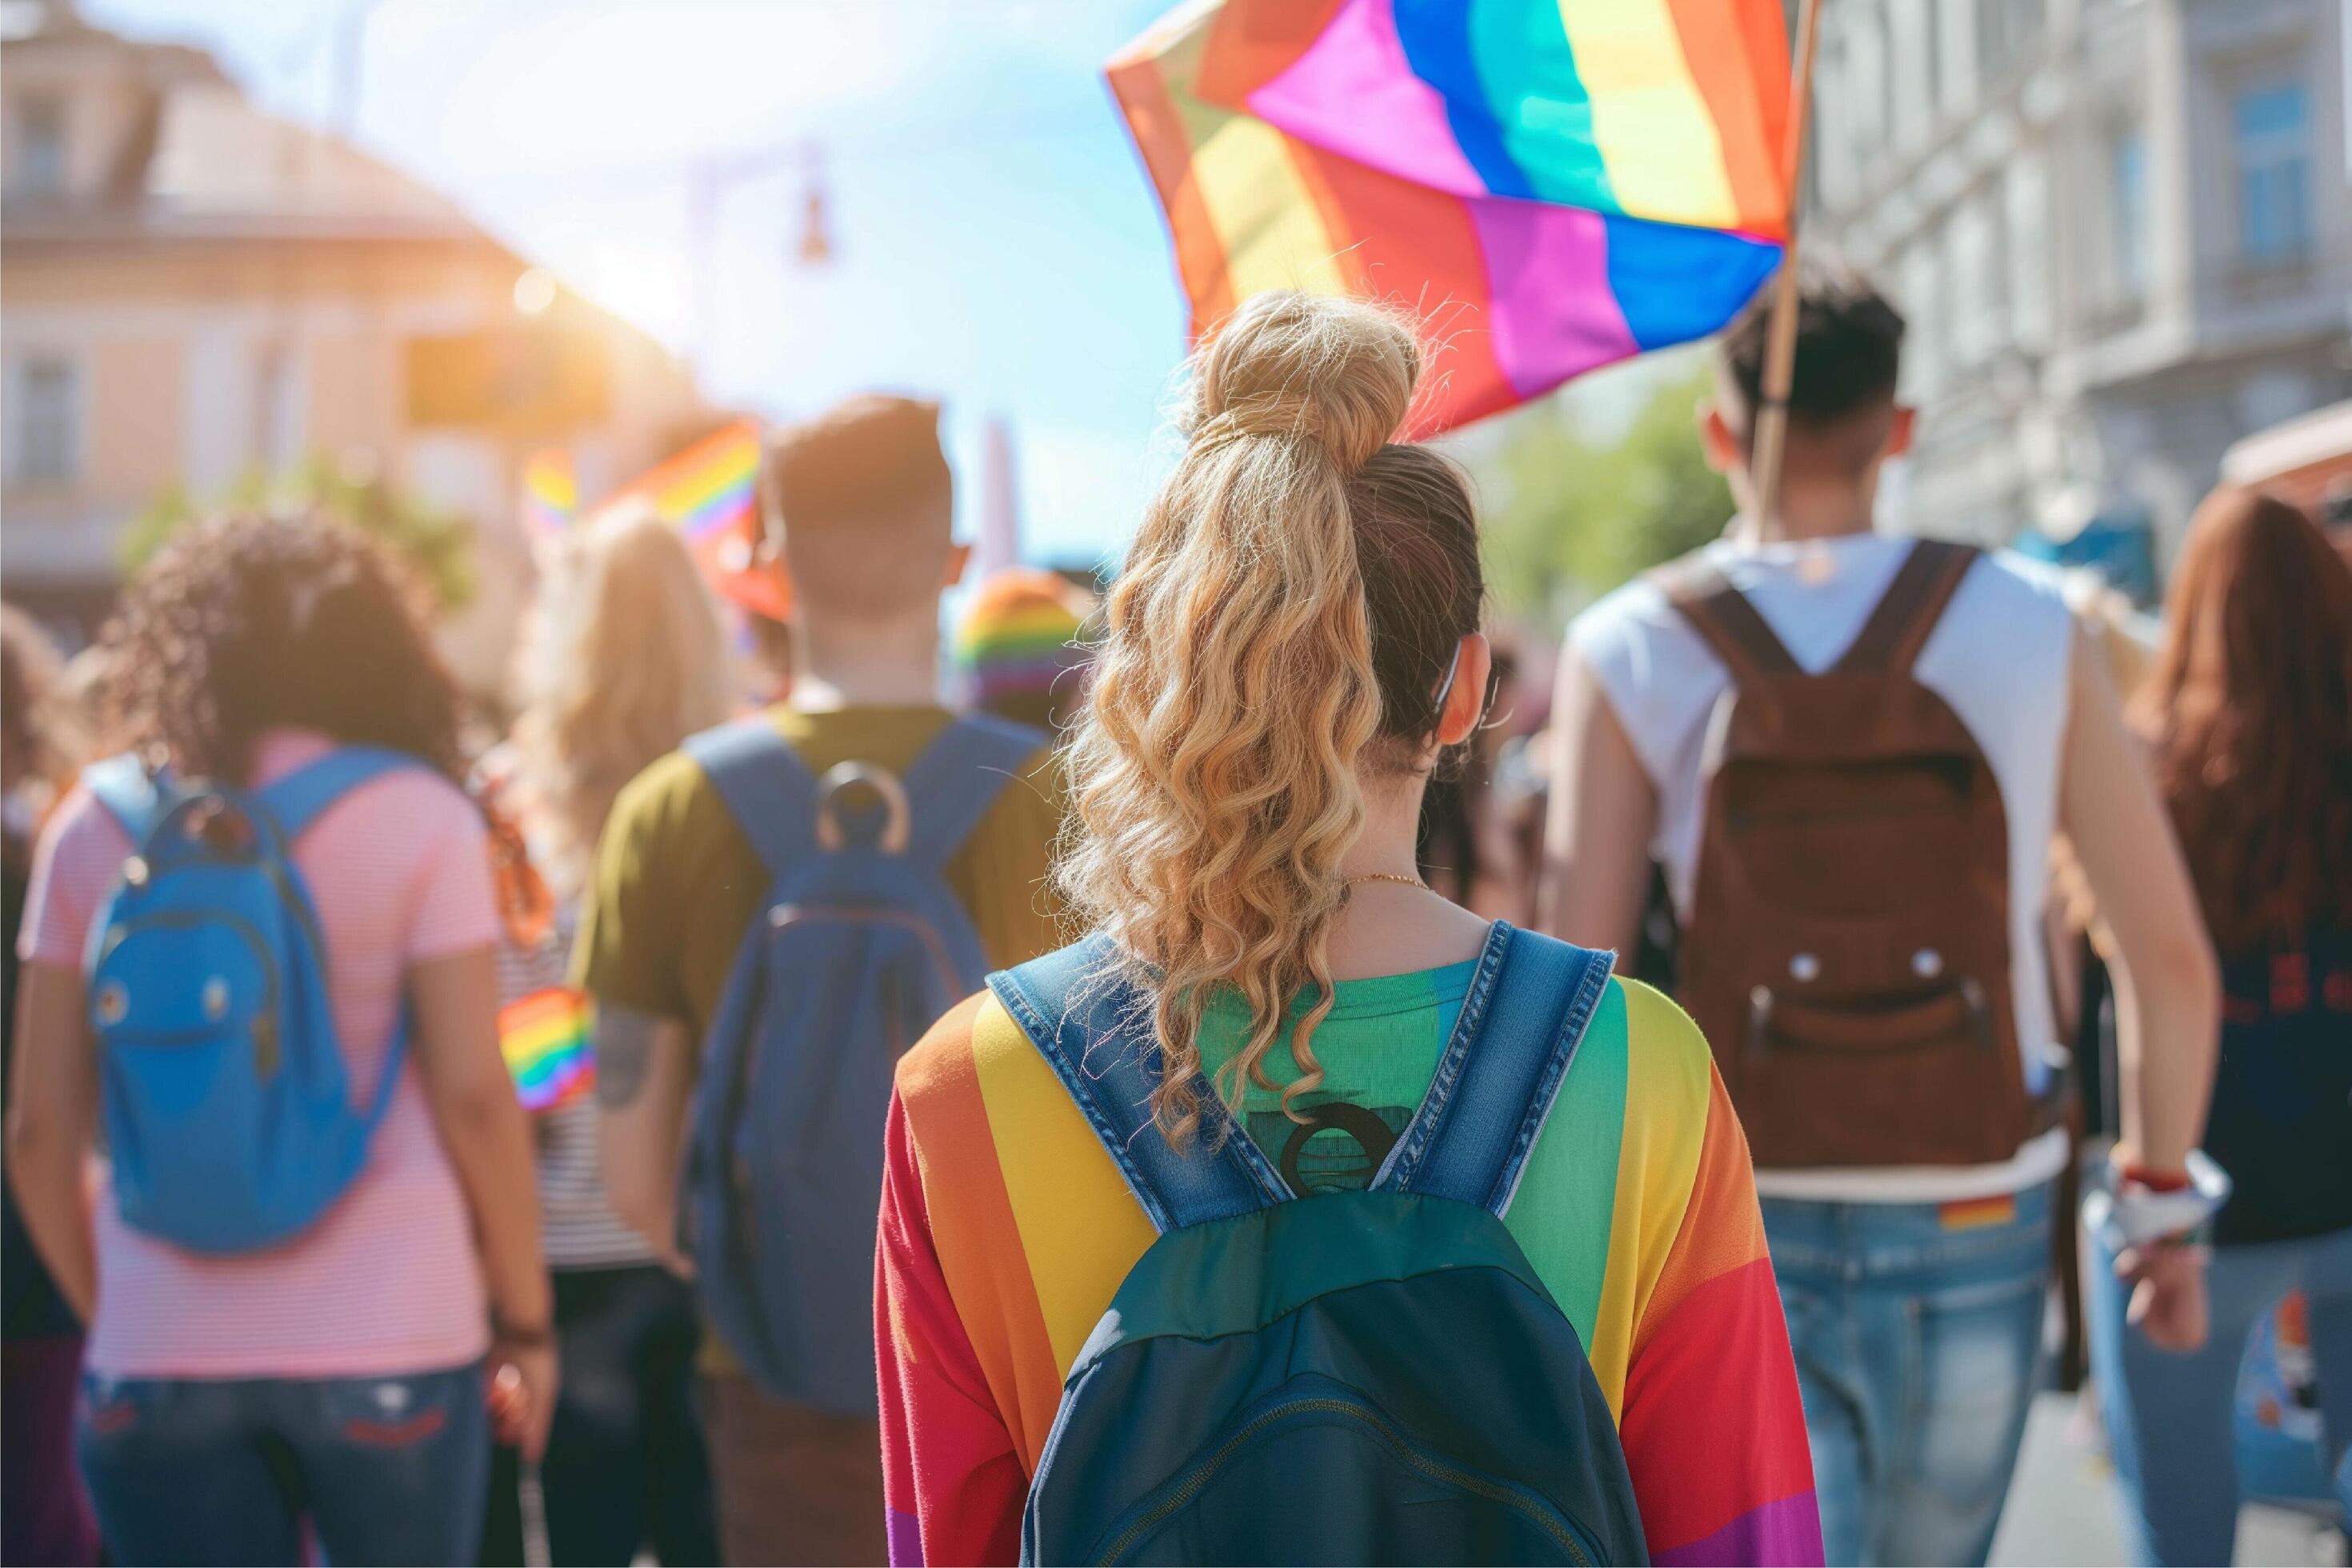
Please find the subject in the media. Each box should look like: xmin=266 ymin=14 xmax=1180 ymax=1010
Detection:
xmin=2006 ymin=152 xmax=2052 ymax=347
xmin=11 ymin=95 xmax=65 ymax=196
xmin=2110 ymin=126 xmax=2148 ymax=300
xmin=1950 ymin=197 xmax=2004 ymax=368
xmin=1978 ymin=0 xmax=2046 ymax=83
xmin=8 ymin=358 xmax=80 ymax=486
xmin=2233 ymin=80 xmax=2311 ymax=264
xmin=252 ymin=342 xmax=299 ymax=472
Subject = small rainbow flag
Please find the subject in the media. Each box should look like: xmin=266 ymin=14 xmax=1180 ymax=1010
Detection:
xmin=521 ymin=448 xmax=577 ymax=540
xmin=1109 ymin=0 xmax=1790 ymax=434
xmin=618 ymin=418 xmax=761 ymax=542
xmin=602 ymin=418 xmax=792 ymax=622
xmin=500 ymin=986 xmax=595 ymax=1113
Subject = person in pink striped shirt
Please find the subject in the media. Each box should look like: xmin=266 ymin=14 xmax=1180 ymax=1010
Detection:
xmin=6 ymin=512 xmax=554 ymax=1566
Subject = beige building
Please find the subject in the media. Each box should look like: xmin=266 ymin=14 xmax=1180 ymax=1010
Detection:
xmin=0 ymin=2 xmax=714 ymax=677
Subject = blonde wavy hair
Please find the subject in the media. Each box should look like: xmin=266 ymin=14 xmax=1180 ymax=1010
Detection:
xmin=1058 ymin=291 xmax=1484 ymax=1144
xmin=510 ymin=502 xmax=736 ymax=876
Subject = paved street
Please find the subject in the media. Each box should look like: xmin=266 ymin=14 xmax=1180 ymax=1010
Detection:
xmin=1991 ymin=1394 xmax=2346 ymax=1567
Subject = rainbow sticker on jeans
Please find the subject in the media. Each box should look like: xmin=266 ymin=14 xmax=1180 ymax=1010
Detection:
xmin=500 ymin=987 xmax=594 ymax=1112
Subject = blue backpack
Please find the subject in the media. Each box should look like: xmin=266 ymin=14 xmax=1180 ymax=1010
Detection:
xmin=80 ymin=747 xmax=420 ymax=1254
xmin=679 ymin=713 xmax=1043 ymax=1415
xmin=991 ymin=922 xmax=1650 ymax=1566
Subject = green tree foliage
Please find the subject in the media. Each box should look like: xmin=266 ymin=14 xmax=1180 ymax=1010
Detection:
xmin=1474 ymin=360 xmax=1733 ymax=629
xmin=120 ymin=458 xmax=478 ymax=612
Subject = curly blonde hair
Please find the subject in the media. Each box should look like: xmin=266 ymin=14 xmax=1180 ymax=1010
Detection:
xmin=510 ymin=503 xmax=736 ymax=877
xmin=1058 ymin=291 xmax=1483 ymax=1144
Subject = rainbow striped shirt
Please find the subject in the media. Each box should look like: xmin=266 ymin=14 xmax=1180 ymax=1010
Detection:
xmin=877 ymin=966 xmax=1821 ymax=1566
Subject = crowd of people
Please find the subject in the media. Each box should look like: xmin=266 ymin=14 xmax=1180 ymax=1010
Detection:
xmin=0 ymin=263 xmax=2346 ymax=1568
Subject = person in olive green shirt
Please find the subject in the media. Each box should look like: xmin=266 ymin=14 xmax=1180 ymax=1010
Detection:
xmin=578 ymin=396 xmax=1065 ymax=1568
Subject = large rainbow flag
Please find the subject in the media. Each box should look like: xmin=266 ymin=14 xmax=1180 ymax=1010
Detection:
xmin=1110 ymin=0 xmax=1791 ymax=434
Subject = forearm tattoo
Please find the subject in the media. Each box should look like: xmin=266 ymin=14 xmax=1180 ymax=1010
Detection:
xmin=595 ymin=1006 xmax=662 ymax=1109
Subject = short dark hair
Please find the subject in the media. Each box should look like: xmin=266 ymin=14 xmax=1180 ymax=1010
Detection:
xmin=1718 ymin=260 xmax=1906 ymax=434
xmin=766 ymin=394 xmax=950 ymax=533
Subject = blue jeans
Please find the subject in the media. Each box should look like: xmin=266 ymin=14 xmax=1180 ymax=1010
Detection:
xmin=77 ymin=1361 xmax=489 ymax=1566
xmin=1763 ymin=1182 xmax=2053 ymax=1567
xmin=2088 ymin=1222 xmax=2352 ymax=1565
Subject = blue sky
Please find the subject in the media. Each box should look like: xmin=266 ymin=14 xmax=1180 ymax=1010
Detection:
xmin=86 ymin=0 xmax=1188 ymax=567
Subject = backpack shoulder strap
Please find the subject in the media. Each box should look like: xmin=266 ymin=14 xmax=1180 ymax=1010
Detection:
xmin=988 ymin=936 xmax=1290 ymax=1234
xmin=682 ymin=717 xmax=818 ymax=878
xmin=250 ymin=746 xmax=419 ymax=1133
xmin=1652 ymin=550 xmax=1801 ymax=686
xmin=1380 ymin=923 xmax=1615 ymax=1217
xmin=900 ymin=714 xmax=1047 ymax=869
xmin=1834 ymin=539 xmax=1981 ymax=676
xmin=82 ymin=754 xmax=166 ymax=842
xmin=256 ymin=746 xmax=420 ymax=841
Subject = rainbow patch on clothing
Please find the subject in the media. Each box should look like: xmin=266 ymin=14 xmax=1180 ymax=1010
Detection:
xmin=1938 ymin=1194 xmax=2018 ymax=1231
xmin=500 ymin=987 xmax=594 ymax=1112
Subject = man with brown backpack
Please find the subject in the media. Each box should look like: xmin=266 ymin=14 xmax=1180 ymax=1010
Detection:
xmin=1542 ymin=264 xmax=2222 ymax=1567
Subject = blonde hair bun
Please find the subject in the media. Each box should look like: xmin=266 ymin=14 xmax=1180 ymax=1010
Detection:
xmin=1189 ymin=292 xmax=1422 ymax=474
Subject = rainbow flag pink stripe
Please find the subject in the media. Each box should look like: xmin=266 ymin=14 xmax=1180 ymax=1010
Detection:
xmin=499 ymin=986 xmax=594 ymax=1113
xmin=1108 ymin=0 xmax=1789 ymax=433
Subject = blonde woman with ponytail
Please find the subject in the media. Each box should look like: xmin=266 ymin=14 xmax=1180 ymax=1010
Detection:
xmin=875 ymin=294 xmax=1819 ymax=1568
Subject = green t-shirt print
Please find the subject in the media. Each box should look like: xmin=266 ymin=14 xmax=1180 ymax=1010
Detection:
xmin=1194 ymin=961 xmax=1478 ymax=1196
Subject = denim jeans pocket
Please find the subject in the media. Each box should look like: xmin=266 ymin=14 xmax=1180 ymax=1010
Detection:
xmin=75 ymin=1374 xmax=234 ymax=1448
xmin=1897 ymin=1269 xmax=2046 ymax=1510
xmin=313 ymin=1366 xmax=476 ymax=1450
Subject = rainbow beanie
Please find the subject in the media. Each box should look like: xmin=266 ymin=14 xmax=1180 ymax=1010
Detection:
xmin=954 ymin=568 xmax=1094 ymax=723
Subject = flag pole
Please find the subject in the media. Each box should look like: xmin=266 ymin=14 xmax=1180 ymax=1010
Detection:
xmin=1750 ymin=0 xmax=1826 ymax=534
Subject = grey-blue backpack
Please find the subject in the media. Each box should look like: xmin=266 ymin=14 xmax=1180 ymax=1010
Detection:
xmin=990 ymin=922 xmax=1650 ymax=1566
xmin=678 ymin=712 xmax=1043 ymax=1414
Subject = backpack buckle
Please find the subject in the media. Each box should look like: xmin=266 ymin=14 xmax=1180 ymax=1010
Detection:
xmin=814 ymin=763 xmax=910 ymax=855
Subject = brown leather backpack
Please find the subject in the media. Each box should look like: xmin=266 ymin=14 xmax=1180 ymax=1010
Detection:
xmin=1659 ymin=539 xmax=2036 ymax=1169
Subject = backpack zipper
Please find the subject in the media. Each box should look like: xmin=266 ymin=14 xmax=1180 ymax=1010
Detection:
xmin=95 ymin=909 xmax=280 ymax=1074
xmin=1093 ymin=1395 xmax=1595 ymax=1566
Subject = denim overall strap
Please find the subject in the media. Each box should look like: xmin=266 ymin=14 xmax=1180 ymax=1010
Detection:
xmin=1375 ymin=922 xmax=1615 ymax=1217
xmin=989 ymin=937 xmax=1290 ymax=1234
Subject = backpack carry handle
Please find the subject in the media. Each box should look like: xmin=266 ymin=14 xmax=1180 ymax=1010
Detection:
xmin=814 ymin=762 xmax=911 ymax=855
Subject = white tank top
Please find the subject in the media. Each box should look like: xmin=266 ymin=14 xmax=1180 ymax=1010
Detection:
xmin=1570 ymin=532 xmax=2076 ymax=1202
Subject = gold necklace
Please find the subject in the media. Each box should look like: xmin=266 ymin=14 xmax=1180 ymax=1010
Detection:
xmin=1343 ymin=871 xmax=1430 ymax=891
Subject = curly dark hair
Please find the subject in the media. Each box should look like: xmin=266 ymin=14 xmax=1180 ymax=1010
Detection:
xmin=2134 ymin=487 xmax=2352 ymax=955
xmin=97 ymin=509 xmax=468 ymax=786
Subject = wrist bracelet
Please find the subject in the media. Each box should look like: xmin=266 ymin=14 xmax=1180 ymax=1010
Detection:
xmin=2120 ymin=1162 xmax=2193 ymax=1194
xmin=2083 ymin=1149 xmax=2230 ymax=1253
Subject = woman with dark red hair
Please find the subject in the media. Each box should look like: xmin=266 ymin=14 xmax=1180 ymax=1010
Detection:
xmin=2089 ymin=486 xmax=2352 ymax=1565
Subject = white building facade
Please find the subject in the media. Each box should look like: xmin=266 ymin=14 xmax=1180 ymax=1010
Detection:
xmin=1807 ymin=0 xmax=2352 ymax=569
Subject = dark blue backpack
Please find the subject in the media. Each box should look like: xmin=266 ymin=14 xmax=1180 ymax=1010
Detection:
xmin=80 ymin=747 xmax=419 ymax=1254
xmin=991 ymin=922 xmax=1650 ymax=1566
xmin=679 ymin=713 xmax=1042 ymax=1415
